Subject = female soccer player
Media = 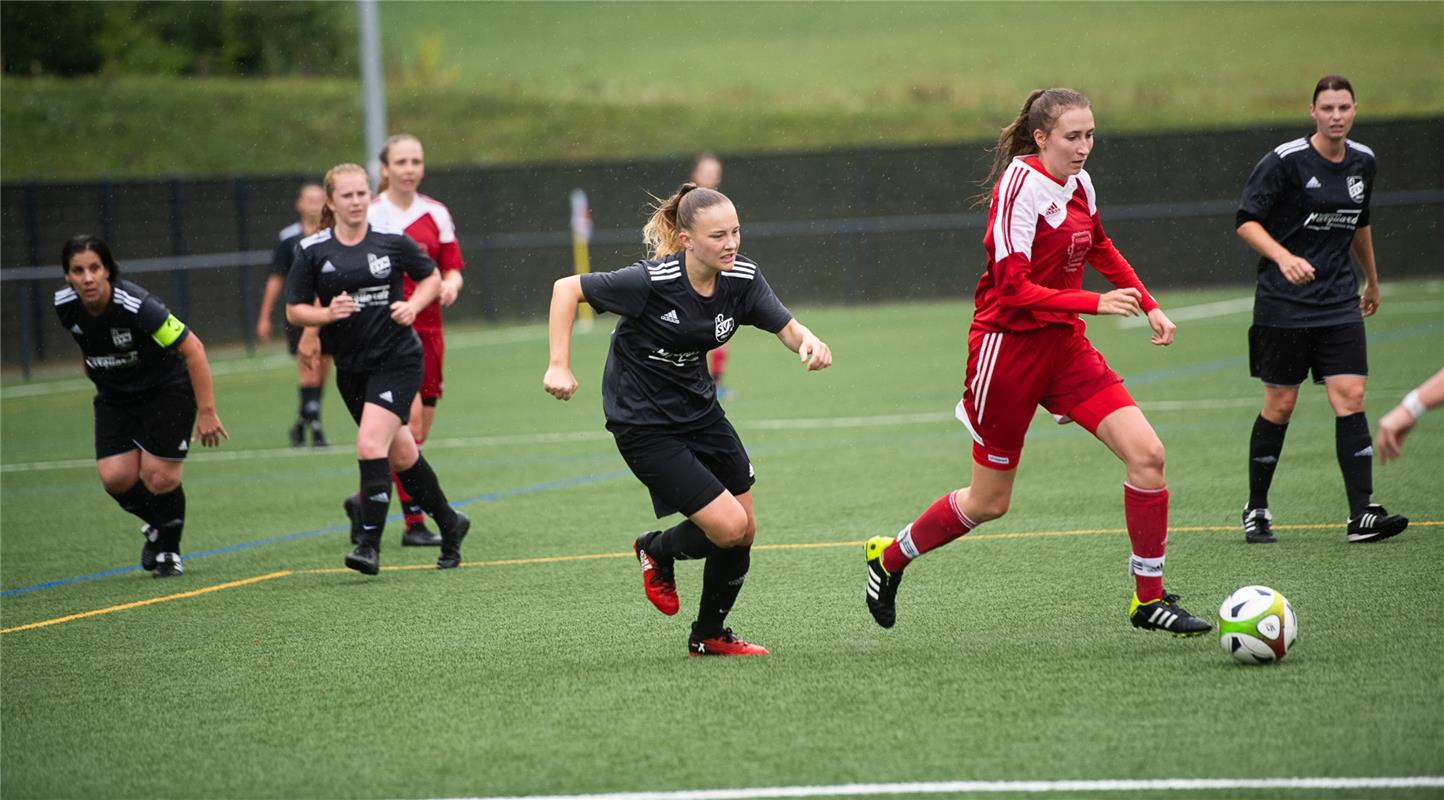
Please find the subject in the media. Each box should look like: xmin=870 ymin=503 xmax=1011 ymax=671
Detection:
xmin=543 ymin=182 xmax=832 ymax=656
xmin=361 ymin=133 xmax=466 ymax=548
xmin=1236 ymin=75 xmax=1407 ymax=545
xmin=286 ymin=163 xmax=470 ymax=575
xmin=55 ymin=235 xmax=228 ymax=578
xmin=863 ymin=88 xmax=1211 ymax=637
xmin=255 ymin=181 xmax=330 ymax=447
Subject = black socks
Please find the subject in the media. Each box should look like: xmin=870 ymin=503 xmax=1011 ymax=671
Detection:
xmin=299 ymin=385 xmax=322 ymax=424
xmin=1248 ymin=415 xmax=1288 ymax=510
xmin=641 ymin=520 xmax=720 ymax=562
xmin=1335 ymin=412 xmax=1373 ymax=517
xmin=358 ymin=458 xmax=390 ymax=546
xmin=395 ymin=455 xmax=458 ymax=532
xmin=109 ymin=483 xmax=185 ymax=553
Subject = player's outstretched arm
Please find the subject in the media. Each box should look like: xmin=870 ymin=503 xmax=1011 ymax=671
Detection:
xmin=177 ymin=333 xmax=228 ymax=448
xmin=544 ymin=276 xmax=584 ymax=400
xmin=776 ymin=318 xmax=832 ymax=372
xmin=1377 ymin=367 xmax=1444 ymax=463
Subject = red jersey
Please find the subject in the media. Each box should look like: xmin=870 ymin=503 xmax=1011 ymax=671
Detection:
xmin=369 ymin=192 xmax=464 ymax=332
xmin=973 ymin=155 xmax=1156 ymax=334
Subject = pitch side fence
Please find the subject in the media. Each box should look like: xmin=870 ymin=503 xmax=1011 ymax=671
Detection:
xmin=3 ymin=118 xmax=1440 ymax=374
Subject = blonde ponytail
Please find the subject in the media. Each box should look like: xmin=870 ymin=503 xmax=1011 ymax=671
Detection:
xmin=641 ymin=182 xmax=730 ymax=259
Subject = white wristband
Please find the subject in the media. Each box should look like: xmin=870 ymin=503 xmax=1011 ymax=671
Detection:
xmin=1401 ymin=390 xmax=1427 ymax=421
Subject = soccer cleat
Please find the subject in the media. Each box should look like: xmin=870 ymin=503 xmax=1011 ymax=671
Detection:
xmin=436 ymin=512 xmax=470 ymax=569
xmin=289 ymin=420 xmax=305 ymax=448
xmin=152 ymin=552 xmax=184 ymax=579
xmin=864 ymin=536 xmax=903 ymax=629
xmin=342 ymin=494 xmax=363 ymax=546
xmin=1129 ymin=591 xmax=1212 ymax=637
xmin=139 ymin=524 xmax=161 ymax=571
xmin=309 ymin=423 xmax=328 ymax=448
xmin=688 ymin=627 xmax=769 ymax=657
xmin=401 ymin=523 xmax=443 ymax=547
xmin=345 ymin=544 xmax=380 ymax=575
xmin=1347 ymin=504 xmax=1409 ymax=544
xmin=1242 ymin=507 xmax=1276 ymax=544
xmin=633 ymin=534 xmax=679 ymax=616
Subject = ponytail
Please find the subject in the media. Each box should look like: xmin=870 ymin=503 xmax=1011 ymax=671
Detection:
xmin=321 ymin=162 xmax=368 ymax=230
xmin=976 ymin=87 xmax=1090 ymax=206
xmin=641 ymin=182 xmax=730 ymax=259
xmin=376 ymin=133 xmax=421 ymax=196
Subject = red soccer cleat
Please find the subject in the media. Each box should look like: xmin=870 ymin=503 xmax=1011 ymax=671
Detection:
xmin=687 ymin=628 xmax=769 ymax=657
xmin=633 ymin=536 xmax=679 ymax=616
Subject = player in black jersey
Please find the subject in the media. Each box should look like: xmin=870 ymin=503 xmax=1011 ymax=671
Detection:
xmin=55 ymin=235 xmax=228 ymax=578
xmin=1235 ymin=75 xmax=1408 ymax=545
xmin=256 ymin=181 xmax=331 ymax=448
xmin=285 ymin=163 xmax=470 ymax=575
xmin=544 ymin=182 xmax=832 ymax=657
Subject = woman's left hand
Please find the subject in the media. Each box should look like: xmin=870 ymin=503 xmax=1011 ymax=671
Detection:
xmin=1146 ymin=308 xmax=1176 ymax=346
xmin=799 ymin=334 xmax=832 ymax=371
xmin=1360 ymin=281 xmax=1381 ymax=317
xmin=194 ymin=409 xmax=230 ymax=448
xmin=390 ymin=300 xmax=419 ymax=326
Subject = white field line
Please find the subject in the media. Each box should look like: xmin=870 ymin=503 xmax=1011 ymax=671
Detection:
xmin=1118 ymin=283 xmax=1431 ymax=328
xmin=440 ymin=775 xmax=1444 ymax=800
xmin=0 ymin=399 xmax=1264 ymax=474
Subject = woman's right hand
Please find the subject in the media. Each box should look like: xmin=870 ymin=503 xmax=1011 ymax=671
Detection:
xmin=1097 ymin=287 xmax=1142 ymax=317
xmin=1277 ymin=254 xmax=1316 ymax=285
xmin=543 ymin=365 xmax=578 ymax=401
xmin=327 ymin=291 xmax=357 ymax=322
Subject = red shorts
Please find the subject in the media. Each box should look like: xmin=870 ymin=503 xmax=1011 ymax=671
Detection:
xmin=415 ymin=327 xmax=445 ymax=400
xmin=958 ymin=324 xmax=1134 ymax=470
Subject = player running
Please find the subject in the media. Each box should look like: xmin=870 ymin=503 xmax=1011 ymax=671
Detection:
xmin=543 ymin=182 xmax=832 ymax=656
xmin=863 ymin=88 xmax=1211 ymax=638
xmin=56 ymin=235 xmax=228 ymax=578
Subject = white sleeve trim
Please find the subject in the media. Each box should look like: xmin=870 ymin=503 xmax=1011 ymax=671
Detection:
xmin=992 ymin=163 xmax=1038 ymax=262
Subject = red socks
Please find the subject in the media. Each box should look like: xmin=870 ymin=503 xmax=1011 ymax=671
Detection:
xmin=881 ymin=491 xmax=977 ymax=573
xmin=1124 ymin=483 xmax=1168 ymax=603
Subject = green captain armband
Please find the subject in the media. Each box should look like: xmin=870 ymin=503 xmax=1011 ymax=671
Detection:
xmin=152 ymin=314 xmax=187 ymax=347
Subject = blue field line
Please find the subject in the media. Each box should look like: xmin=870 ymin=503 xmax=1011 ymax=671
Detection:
xmin=0 ymin=468 xmax=633 ymax=600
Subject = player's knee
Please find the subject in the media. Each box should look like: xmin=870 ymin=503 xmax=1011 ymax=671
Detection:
xmin=142 ymin=468 xmax=181 ymax=495
xmin=1131 ymin=437 xmax=1166 ymax=476
xmin=98 ymin=471 xmax=137 ymax=495
xmin=1331 ymin=386 xmax=1365 ymax=413
xmin=966 ymin=489 xmax=1010 ymax=523
xmin=1264 ymin=394 xmax=1297 ymax=422
xmin=710 ymin=509 xmax=751 ymax=549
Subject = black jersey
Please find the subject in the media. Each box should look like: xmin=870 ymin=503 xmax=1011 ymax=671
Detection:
xmin=269 ymin=221 xmax=303 ymax=278
xmin=580 ymin=252 xmax=793 ymax=428
xmin=54 ymin=279 xmax=191 ymax=398
xmin=284 ymin=225 xmax=437 ymax=372
xmin=1237 ymin=136 xmax=1376 ymax=328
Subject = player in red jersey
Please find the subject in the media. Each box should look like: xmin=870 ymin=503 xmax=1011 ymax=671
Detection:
xmin=345 ymin=134 xmax=466 ymax=548
xmin=863 ymin=88 xmax=1211 ymax=637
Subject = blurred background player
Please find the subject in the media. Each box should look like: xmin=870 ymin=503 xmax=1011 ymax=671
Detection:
xmin=361 ymin=133 xmax=466 ymax=548
xmin=543 ymin=182 xmax=832 ymax=657
xmin=285 ymin=163 xmax=469 ymax=574
xmin=1235 ymin=75 xmax=1408 ymax=545
xmin=1375 ymin=367 xmax=1444 ymax=463
xmin=55 ymin=235 xmax=228 ymax=578
xmin=863 ymin=88 xmax=1211 ymax=638
xmin=692 ymin=153 xmax=735 ymax=400
xmin=255 ymin=181 xmax=330 ymax=447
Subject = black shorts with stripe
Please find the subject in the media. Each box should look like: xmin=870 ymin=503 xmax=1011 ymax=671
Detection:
xmin=94 ymin=385 xmax=196 ymax=461
xmin=335 ymin=354 xmax=421 ymax=425
xmin=1249 ymin=322 xmax=1367 ymax=386
xmin=608 ymin=415 xmax=755 ymax=519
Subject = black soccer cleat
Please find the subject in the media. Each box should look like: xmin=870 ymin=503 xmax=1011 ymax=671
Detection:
xmin=309 ymin=423 xmax=328 ymax=448
xmin=152 ymin=552 xmax=184 ymax=579
xmin=864 ymin=536 xmax=903 ymax=629
xmin=139 ymin=524 xmax=161 ymax=571
xmin=1242 ymin=507 xmax=1276 ymax=544
xmin=401 ymin=523 xmax=443 ymax=547
xmin=436 ymin=512 xmax=470 ymax=569
xmin=1129 ymin=591 xmax=1212 ymax=637
xmin=289 ymin=420 xmax=306 ymax=448
xmin=1347 ymin=504 xmax=1409 ymax=544
xmin=343 ymin=494 xmax=362 ymax=546
xmin=344 ymin=544 xmax=380 ymax=575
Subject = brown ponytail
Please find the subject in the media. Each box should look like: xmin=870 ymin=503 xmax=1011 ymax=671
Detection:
xmin=376 ymin=133 xmax=421 ymax=195
xmin=320 ymin=163 xmax=368 ymax=230
xmin=641 ymin=182 xmax=730 ymax=259
xmin=976 ymin=87 xmax=1091 ymax=205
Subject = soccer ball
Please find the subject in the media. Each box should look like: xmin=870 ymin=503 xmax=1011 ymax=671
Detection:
xmin=1217 ymin=585 xmax=1297 ymax=664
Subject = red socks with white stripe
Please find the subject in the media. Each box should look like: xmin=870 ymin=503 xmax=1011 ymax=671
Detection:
xmin=1124 ymin=483 xmax=1168 ymax=603
xmin=881 ymin=491 xmax=978 ymax=573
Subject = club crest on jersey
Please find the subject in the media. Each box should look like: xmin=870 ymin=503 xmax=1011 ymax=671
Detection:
xmin=714 ymin=314 xmax=736 ymax=342
xmin=367 ymin=253 xmax=392 ymax=279
xmin=110 ymin=328 xmax=133 ymax=348
xmin=1065 ymin=231 xmax=1091 ymax=273
xmin=1347 ymin=176 xmax=1366 ymax=203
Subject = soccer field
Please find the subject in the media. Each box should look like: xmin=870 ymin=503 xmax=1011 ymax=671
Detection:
xmin=2 ymin=284 xmax=1442 ymax=799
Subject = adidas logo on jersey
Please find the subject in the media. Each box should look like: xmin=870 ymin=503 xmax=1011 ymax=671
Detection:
xmin=1043 ymin=202 xmax=1062 ymax=216
xmin=379 ymin=390 xmax=394 ymax=403
xmin=660 ymin=309 xmax=680 ymax=324
xmin=1305 ymin=176 xmax=1322 ymax=189
xmin=321 ymin=260 xmax=337 ymax=273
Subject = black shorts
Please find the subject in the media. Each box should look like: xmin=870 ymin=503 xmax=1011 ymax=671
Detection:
xmin=94 ymin=385 xmax=196 ymax=461
xmin=336 ymin=358 xmax=422 ymax=425
xmin=608 ymin=415 xmax=756 ymax=519
xmin=1249 ymin=322 xmax=1368 ymax=387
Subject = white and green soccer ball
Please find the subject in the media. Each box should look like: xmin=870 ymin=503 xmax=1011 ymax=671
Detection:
xmin=1218 ymin=585 xmax=1297 ymax=664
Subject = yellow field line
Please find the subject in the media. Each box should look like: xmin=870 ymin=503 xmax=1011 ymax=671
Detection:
xmin=0 ymin=570 xmax=292 ymax=635
xmin=7 ymin=520 xmax=1439 ymax=635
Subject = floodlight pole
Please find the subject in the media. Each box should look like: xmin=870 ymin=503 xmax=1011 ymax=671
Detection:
xmin=358 ymin=0 xmax=388 ymax=189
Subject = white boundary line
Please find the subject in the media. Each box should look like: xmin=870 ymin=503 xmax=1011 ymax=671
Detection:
xmin=1118 ymin=295 xmax=1254 ymax=327
xmin=441 ymin=776 xmax=1444 ymax=800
